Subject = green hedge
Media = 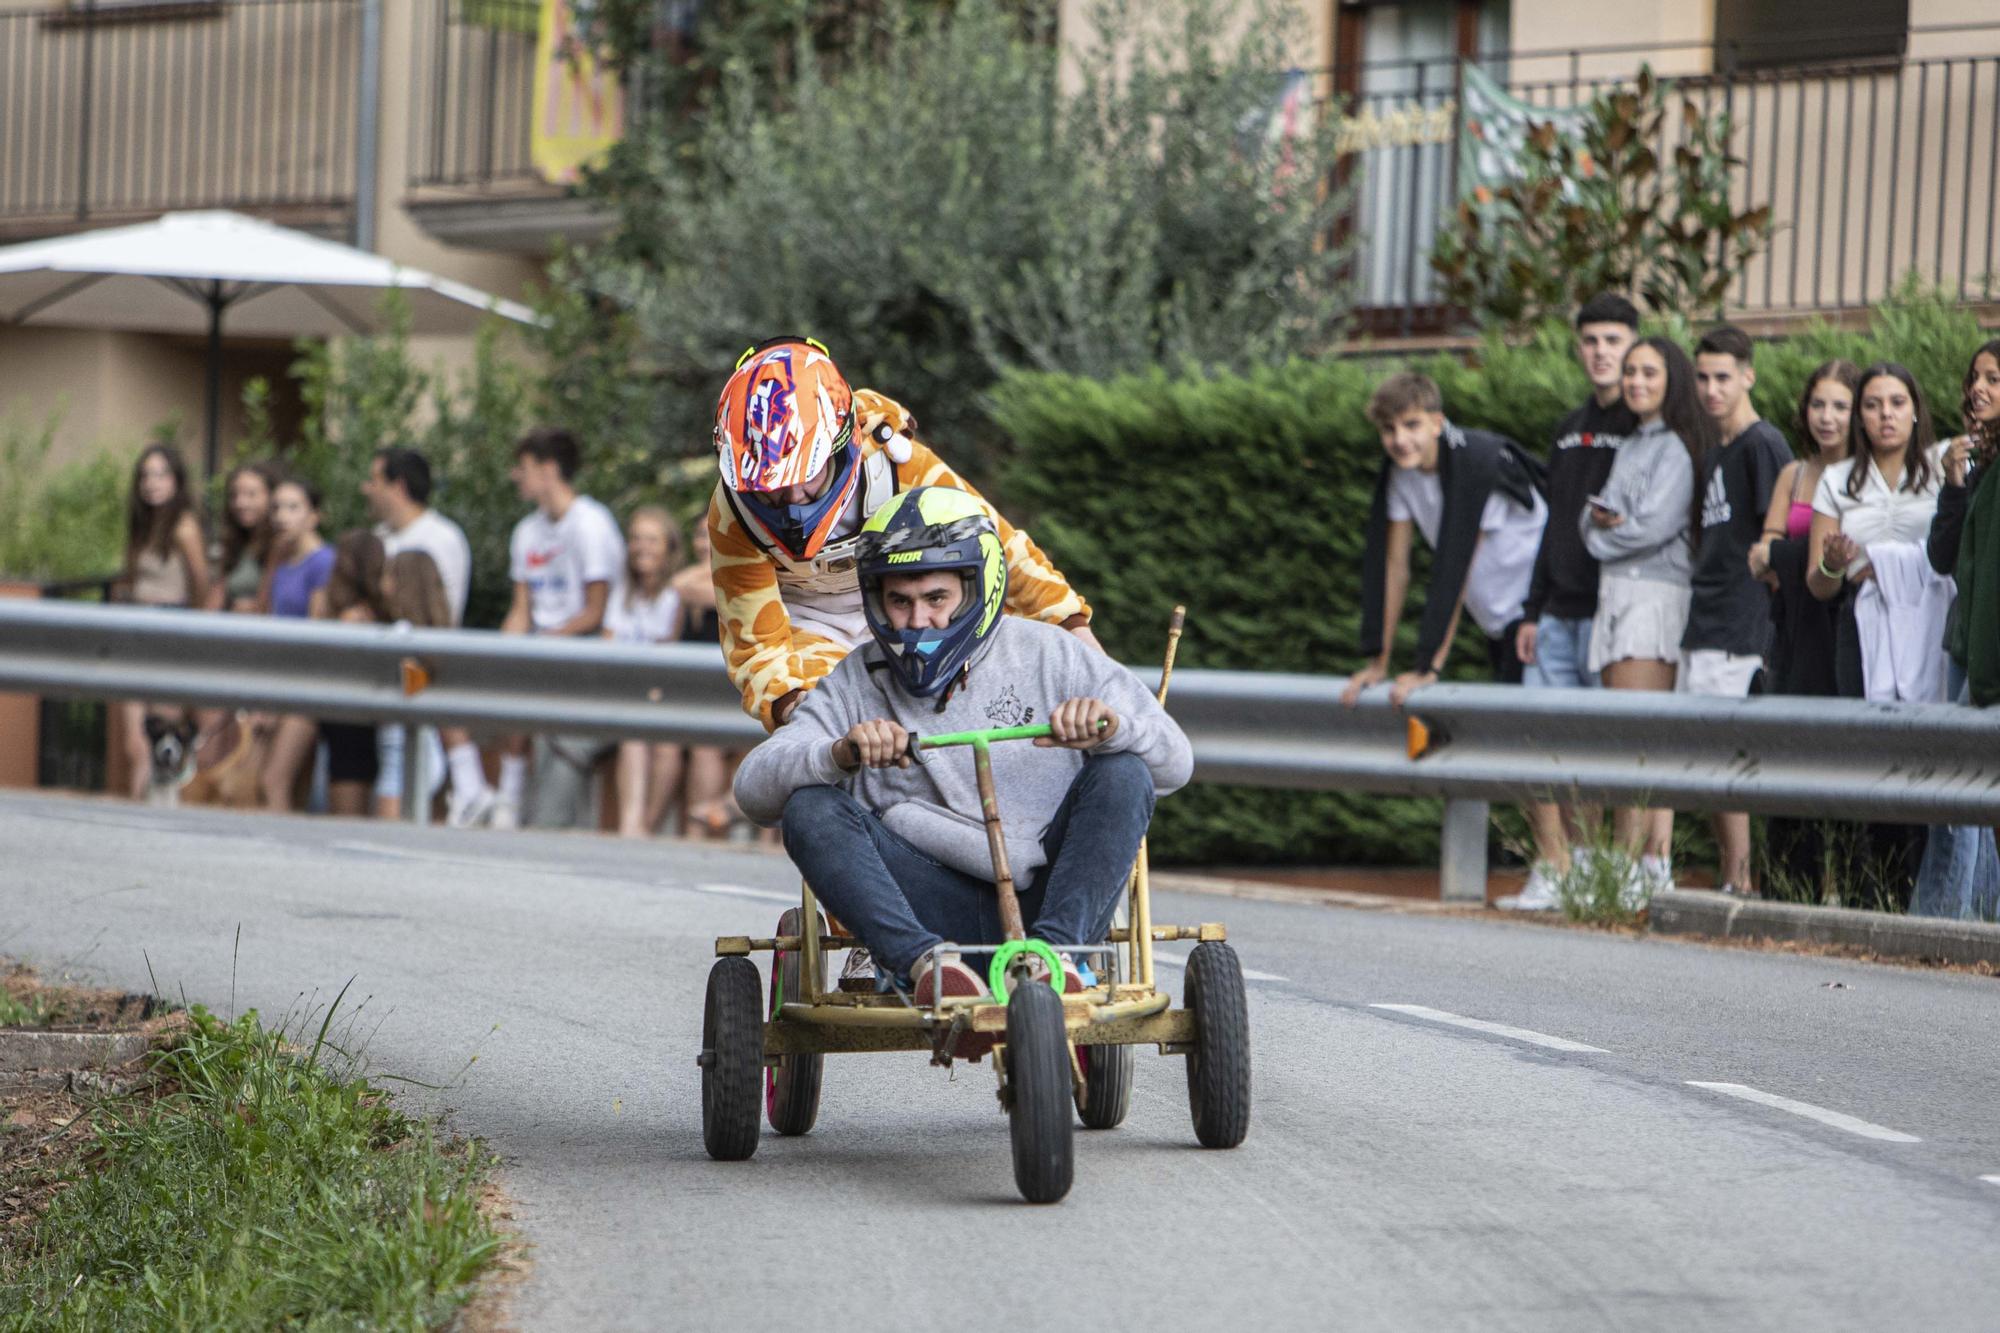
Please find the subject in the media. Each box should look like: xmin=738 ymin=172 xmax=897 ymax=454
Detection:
xmin=991 ymin=287 xmax=1987 ymax=866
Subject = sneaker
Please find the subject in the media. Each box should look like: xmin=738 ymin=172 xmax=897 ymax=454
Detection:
xmin=911 ymin=955 xmax=988 ymax=1006
xmin=487 ymin=797 xmax=520 ymax=832
xmin=1497 ymin=863 xmax=1562 ymax=911
xmin=1025 ymin=953 xmax=1094 ymax=994
xmin=446 ymin=786 xmax=495 ymax=829
xmin=1620 ymin=854 xmax=1673 ymax=909
xmin=838 ymin=948 xmax=878 ymax=993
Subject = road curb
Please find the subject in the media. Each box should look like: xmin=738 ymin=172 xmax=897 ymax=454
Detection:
xmin=0 ymin=1029 xmax=148 ymax=1075
xmin=1649 ymin=888 xmax=2000 ymax=967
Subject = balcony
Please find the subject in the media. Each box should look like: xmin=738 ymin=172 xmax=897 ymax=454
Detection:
xmin=0 ymin=0 xmax=363 ymax=242
xmin=1329 ymin=22 xmax=2000 ymax=336
xmin=401 ymin=0 xmax=613 ymax=253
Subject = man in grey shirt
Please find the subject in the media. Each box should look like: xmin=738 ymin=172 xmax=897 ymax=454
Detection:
xmin=734 ymin=487 xmax=1192 ymax=1003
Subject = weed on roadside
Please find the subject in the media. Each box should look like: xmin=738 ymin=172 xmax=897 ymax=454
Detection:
xmin=0 ymin=1001 xmax=501 ymax=1330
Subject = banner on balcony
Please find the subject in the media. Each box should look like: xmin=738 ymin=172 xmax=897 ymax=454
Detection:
xmin=532 ymin=0 xmax=626 ymax=185
xmin=1457 ymin=62 xmax=1589 ymax=200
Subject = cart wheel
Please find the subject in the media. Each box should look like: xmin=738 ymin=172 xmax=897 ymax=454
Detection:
xmin=1075 ymin=1043 xmax=1133 ymax=1129
xmin=1183 ymin=941 xmax=1251 ymax=1149
xmin=767 ymin=909 xmax=824 ymax=1136
xmin=1005 ymin=978 xmax=1075 ymax=1203
xmin=701 ymin=956 xmax=764 ymax=1161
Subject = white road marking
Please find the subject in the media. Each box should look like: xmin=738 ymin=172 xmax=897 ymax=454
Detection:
xmin=1978 ymin=1175 xmax=2000 ymax=1187
xmin=330 ymin=842 xmax=796 ymax=904
xmin=1149 ymin=948 xmax=1289 ymax=983
xmin=689 ymin=882 xmax=795 ymax=905
xmin=1686 ymin=1082 xmax=1922 ymax=1143
xmin=1367 ymin=1004 xmax=1607 ymax=1053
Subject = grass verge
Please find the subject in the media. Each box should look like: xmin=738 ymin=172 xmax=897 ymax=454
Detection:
xmin=1 ymin=997 xmax=502 ymax=1330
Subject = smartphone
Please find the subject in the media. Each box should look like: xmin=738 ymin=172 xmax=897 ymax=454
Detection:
xmin=1585 ymin=493 xmax=1623 ymax=516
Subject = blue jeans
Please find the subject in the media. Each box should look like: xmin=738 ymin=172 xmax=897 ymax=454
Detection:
xmin=1523 ymin=614 xmax=1599 ymax=688
xmin=1911 ymin=662 xmax=2000 ymax=921
xmin=779 ymin=752 xmax=1156 ymax=982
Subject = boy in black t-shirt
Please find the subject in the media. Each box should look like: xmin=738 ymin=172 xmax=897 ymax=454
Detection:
xmin=1500 ymin=294 xmax=1639 ymax=911
xmin=1686 ymin=325 xmax=1793 ymax=895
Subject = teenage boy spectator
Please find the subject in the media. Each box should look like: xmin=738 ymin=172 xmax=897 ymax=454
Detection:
xmin=1344 ymin=371 xmax=1547 ymax=711
xmin=1506 ymin=293 xmax=1640 ymax=909
xmin=491 ymin=427 xmax=626 ymax=829
xmin=362 ymin=446 xmax=475 ymax=821
xmin=1685 ymin=326 xmax=1792 ymax=895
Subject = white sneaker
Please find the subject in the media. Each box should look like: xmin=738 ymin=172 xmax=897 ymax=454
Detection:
xmin=446 ymin=786 xmax=495 ymax=829
xmin=488 ymin=797 xmax=520 ymax=831
xmin=1622 ymin=854 xmax=1673 ymax=909
xmin=1497 ymin=863 xmax=1562 ymax=911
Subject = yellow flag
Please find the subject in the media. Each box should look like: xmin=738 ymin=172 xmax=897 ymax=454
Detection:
xmin=531 ymin=0 xmax=625 ymax=185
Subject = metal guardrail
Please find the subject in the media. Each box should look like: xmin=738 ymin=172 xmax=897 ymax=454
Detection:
xmin=6 ymin=600 xmax=2000 ymax=826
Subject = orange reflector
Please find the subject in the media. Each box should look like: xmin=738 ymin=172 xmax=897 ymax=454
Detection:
xmin=1406 ymin=716 xmax=1432 ymax=760
xmin=400 ymin=658 xmax=431 ymax=696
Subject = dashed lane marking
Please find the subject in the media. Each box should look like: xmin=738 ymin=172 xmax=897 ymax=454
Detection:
xmin=1978 ymin=1175 xmax=2000 ymax=1187
xmin=1367 ymin=1004 xmax=1607 ymax=1053
xmin=1686 ymin=1082 xmax=1921 ymax=1143
xmin=1149 ymin=949 xmax=1290 ymax=984
xmin=329 ymin=842 xmax=796 ymax=904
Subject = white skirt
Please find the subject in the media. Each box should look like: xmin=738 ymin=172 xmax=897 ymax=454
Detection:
xmin=1589 ymin=577 xmax=1692 ymax=673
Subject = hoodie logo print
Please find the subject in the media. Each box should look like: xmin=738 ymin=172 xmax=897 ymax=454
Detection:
xmin=985 ymin=685 xmax=1033 ymax=727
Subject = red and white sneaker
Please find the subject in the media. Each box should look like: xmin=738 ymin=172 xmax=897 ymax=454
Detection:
xmin=911 ymin=955 xmax=988 ymax=1006
xmin=1025 ymin=954 xmax=1092 ymax=994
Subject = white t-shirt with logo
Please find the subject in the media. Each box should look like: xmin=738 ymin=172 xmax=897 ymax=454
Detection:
xmin=376 ymin=508 xmax=472 ymax=626
xmin=1387 ymin=466 xmax=1548 ymax=638
xmin=509 ymin=495 xmax=626 ymax=633
xmin=605 ymin=582 xmax=684 ymax=645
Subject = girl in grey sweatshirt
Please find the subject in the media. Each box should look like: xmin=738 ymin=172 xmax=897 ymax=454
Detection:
xmin=1579 ymin=417 xmax=1697 ymax=585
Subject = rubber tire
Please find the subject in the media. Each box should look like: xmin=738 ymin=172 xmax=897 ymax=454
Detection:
xmin=1074 ymin=1042 xmax=1134 ymax=1129
xmin=1005 ymin=979 xmax=1075 ymax=1203
xmin=1183 ymin=941 xmax=1251 ymax=1149
xmin=766 ymin=910 xmax=824 ymax=1136
xmin=701 ymin=956 xmax=764 ymax=1161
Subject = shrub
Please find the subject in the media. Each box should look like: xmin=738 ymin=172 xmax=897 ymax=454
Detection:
xmin=0 ymin=414 xmax=131 ymax=584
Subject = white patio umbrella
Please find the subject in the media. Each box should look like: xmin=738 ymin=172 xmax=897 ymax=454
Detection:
xmin=0 ymin=210 xmax=540 ymax=474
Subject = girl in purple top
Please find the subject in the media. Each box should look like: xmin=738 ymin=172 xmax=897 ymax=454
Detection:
xmin=257 ymin=477 xmax=333 ymax=808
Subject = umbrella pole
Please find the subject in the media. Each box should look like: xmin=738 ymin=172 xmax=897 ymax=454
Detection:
xmin=203 ymin=287 xmax=225 ymax=479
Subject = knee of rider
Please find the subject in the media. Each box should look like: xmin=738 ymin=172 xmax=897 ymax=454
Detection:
xmin=1088 ymin=750 xmax=1155 ymax=806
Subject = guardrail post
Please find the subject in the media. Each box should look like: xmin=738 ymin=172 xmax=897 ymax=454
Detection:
xmin=403 ymin=726 xmax=427 ymax=826
xmin=1439 ymin=799 xmax=1489 ymax=904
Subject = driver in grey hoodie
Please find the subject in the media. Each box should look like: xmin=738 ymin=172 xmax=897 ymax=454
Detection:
xmin=733 ymin=486 xmax=1193 ymax=1004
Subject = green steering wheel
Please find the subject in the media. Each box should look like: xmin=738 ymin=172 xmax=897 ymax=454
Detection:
xmin=988 ymin=938 xmax=1065 ymax=1003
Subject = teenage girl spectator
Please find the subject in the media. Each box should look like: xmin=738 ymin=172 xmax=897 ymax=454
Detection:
xmin=1912 ymin=341 xmax=2000 ymax=918
xmin=605 ymin=506 xmax=687 ymax=838
xmin=1808 ymin=362 xmax=1950 ymax=906
xmin=315 ymin=531 xmax=390 ymax=817
xmin=1581 ymin=337 xmax=1712 ymax=897
xmin=1750 ymin=360 xmax=1859 ymax=900
xmin=257 ymin=476 xmax=335 ymax=810
xmin=115 ymin=444 xmax=210 ymax=800
xmin=207 ymin=461 xmax=283 ymax=614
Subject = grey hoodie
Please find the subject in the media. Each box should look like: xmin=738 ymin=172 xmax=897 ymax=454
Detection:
xmin=1579 ymin=417 xmax=1696 ymax=586
xmin=733 ymin=616 xmax=1194 ymax=880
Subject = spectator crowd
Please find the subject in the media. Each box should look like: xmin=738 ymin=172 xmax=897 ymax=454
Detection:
xmin=1344 ymin=295 xmax=2000 ymax=921
xmin=112 ymin=430 xmax=754 ymax=843
xmin=104 ymin=308 xmax=2000 ymax=919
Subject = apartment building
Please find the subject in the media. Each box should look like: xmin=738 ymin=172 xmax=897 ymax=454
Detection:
xmin=4 ymin=0 xmax=1998 ymax=472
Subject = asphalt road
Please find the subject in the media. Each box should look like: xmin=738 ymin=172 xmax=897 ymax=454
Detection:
xmin=5 ymin=789 xmax=1999 ymax=1331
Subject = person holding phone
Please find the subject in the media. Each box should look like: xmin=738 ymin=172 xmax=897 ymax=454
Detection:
xmin=1582 ymin=337 xmax=1715 ymax=902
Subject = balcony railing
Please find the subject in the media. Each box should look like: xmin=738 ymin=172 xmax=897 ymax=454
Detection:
xmin=0 ymin=0 xmax=364 ymax=237
xmin=1331 ymin=23 xmax=2000 ymax=332
xmin=407 ymin=0 xmax=541 ymax=190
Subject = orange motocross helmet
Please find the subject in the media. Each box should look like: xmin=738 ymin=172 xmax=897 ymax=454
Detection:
xmin=713 ymin=336 xmax=860 ymax=561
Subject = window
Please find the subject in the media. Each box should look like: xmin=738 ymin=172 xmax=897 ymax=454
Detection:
xmin=1714 ymin=0 xmax=1908 ymax=72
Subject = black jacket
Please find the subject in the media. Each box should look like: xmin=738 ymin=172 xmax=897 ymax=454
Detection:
xmin=1360 ymin=421 xmax=1546 ymax=668
xmin=1521 ymin=396 xmax=1638 ymax=623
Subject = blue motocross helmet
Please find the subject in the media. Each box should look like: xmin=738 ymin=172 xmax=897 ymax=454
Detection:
xmin=857 ymin=487 xmax=1007 ymax=697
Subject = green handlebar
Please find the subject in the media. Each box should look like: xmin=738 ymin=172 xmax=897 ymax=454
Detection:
xmin=917 ymin=718 xmax=1107 ymax=750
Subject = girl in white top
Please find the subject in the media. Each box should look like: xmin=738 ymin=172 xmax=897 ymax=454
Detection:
xmin=605 ymin=506 xmax=687 ymax=837
xmin=1807 ymin=361 xmax=1949 ymax=654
